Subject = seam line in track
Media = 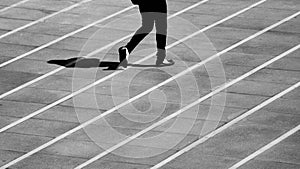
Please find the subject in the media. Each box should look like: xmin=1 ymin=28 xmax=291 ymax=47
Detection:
xmin=0 ymin=0 xmax=96 ymax=42
xmin=228 ymin=124 xmax=300 ymax=169
xmin=0 ymin=0 xmax=31 ymax=13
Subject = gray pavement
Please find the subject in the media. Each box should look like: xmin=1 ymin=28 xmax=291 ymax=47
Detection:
xmin=0 ymin=0 xmax=299 ymax=169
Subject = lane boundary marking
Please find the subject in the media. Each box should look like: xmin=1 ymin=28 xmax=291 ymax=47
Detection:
xmin=0 ymin=1 xmax=280 ymax=168
xmin=0 ymin=0 xmax=31 ymax=13
xmin=228 ymin=124 xmax=300 ymax=169
xmin=75 ymin=44 xmax=300 ymax=168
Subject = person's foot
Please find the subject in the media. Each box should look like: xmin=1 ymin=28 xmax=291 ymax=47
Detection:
xmin=118 ymin=46 xmax=129 ymax=68
xmin=156 ymin=59 xmax=175 ymax=66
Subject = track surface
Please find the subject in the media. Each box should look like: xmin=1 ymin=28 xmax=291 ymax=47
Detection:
xmin=0 ymin=0 xmax=299 ymax=169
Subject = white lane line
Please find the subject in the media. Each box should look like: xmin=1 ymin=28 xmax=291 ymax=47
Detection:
xmin=0 ymin=0 xmax=211 ymax=98
xmin=0 ymin=1 xmax=273 ymax=168
xmin=151 ymin=49 xmax=300 ymax=169
xmin=0 ymin=5 xmax=135 ymax=68
xmin=75 ymin=43 xmax=300 ymax=168
xmin=0 ymin=0 xmax=31 ymax=13
xmin=0 ymin=0 xmax=212 ymax=131
xmin=228 ymin=124 xmax=300 ymax=169
xmin=0 ymin=0 xmax=95 ymax=41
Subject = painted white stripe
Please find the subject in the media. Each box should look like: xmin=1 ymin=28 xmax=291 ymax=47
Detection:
xmin=0 ymin=1 xmax=271 ymax=168
xmin=228 ymin=124 xmax=300 ymax=169
xmin=75 ymin=44 xmax=300 ymax=169
xmin=0 ymin=0 xmax=212 ymax=131
xmin=0 ymin=5 xmax=135 ymax=68
xmin=0 ymin=0 xmax=211 ymax=98
xmin=151 ymin=46 xmax=300 ymax=169
xmin=0 ymin=0 xmax=31 ymax=13
xmin=0 ymin=0 xmax=94 ymax=42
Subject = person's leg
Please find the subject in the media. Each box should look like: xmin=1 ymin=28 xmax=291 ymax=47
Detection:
xmin=125 ymin=12 xmax=154 ymax=53
xmin=155 ymin=13 xmax=167 ymax=58
xmin=155 ymin=12 xmax=173 ymax=65
xmin=119 ymin=12 xmax=154 ymax=68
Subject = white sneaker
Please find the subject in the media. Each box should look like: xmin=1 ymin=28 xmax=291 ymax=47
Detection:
xmin=118 ymin=46 xmax=129 ymax=68
xmin=156 ymin=59 xmax=175 ymax=66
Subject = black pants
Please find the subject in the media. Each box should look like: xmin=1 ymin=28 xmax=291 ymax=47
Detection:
xmin=125 ymin=12 xmax=167 ymax=61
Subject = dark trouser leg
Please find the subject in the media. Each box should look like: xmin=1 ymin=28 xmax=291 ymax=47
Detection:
xmin=155 ymin=13 xmax=167 ymax=61
xmin=125 ymin=13 xmax=154 ymax=54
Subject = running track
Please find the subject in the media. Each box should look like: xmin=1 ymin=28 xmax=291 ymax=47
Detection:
xmin=0 ymin=0 xmax=299 ymax=168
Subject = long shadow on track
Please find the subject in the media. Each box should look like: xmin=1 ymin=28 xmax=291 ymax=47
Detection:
xmin=48 ymin=57 xmax=174 ymax=70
